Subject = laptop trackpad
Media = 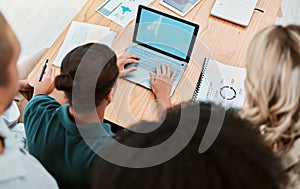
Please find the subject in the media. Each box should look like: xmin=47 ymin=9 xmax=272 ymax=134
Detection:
xmin=123 ymin=67 xmax=151 ymax=90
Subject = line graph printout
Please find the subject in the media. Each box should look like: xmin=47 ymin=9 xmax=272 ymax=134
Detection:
xmin=96 ymin=0 xmax=154 ymax=27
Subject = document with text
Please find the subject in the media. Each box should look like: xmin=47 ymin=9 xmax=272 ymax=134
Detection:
xmin=53 ymin=21 xmax=116 ymax=67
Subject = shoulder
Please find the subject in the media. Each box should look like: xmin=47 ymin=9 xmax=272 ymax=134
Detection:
xmin=23 ymin=95 xmax=64 ymax=138
xmin=24 ymin=95 xmax=61 ymax=120
xmin=20 ymin=152 xmax=59 ymax=188
xmin=0 ymin=147 xmax=59 ymax=189
xmin=25 ymin=94 xmax=60 ymax=111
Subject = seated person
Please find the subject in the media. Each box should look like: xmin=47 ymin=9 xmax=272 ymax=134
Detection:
xmin=91 ymin=103 xmax=285 ymax=189
xmin=239 ymin=25 xmax=300 ymax=188
xmin=0 ymin=12 xmax=58 ymax=189
xmin=2 ymin=32 xmax=47 ymax=147
xmin=24 ymin=43 xmax=175 ymax=189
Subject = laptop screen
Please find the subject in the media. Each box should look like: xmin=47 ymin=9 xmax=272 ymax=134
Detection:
xmin=133 ymin=5 xmax=199 ymax=62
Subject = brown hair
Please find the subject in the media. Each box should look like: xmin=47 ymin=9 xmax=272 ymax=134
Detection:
xmin=55 ymin=43 xmax=119 ymax=113
xmin=239 ymin=25 xmax=300 ymax=154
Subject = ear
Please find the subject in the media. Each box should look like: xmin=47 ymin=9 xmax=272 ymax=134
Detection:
xmin=106 ymin=88 xmax=114 ymax=104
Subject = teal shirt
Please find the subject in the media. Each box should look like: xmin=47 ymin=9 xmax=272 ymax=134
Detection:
xmin=24 ymin=95 xmax=114 ymax=189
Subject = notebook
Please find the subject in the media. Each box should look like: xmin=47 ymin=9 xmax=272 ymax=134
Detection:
xmin=124 ymin=5 xmax=199 ymax=95
xmin=192 ymin=58 xmax=247 ymax=108
xmin=211 ymin=0 xmax=258 ymax=26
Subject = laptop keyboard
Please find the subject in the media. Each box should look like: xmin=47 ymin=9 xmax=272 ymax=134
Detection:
xmin=127 ymin=46 xmax=184 ymax=80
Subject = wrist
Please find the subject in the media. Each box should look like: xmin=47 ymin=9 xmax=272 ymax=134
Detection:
xmin=33 ymin=90 xmax=46 ymax=96
xmin=33 ymin=88 xmax=52 ymax=96
xmin=156 ymin=94 xmax=169 ymax=100
xmin=155 ymin=94 xmax=171 ymax=108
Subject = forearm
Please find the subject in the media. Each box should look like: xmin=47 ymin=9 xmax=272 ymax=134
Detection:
xmin=155 ymin=94 xmax=172 ymax=109
xmin=154 ymin=96 xmax=172 ymax=121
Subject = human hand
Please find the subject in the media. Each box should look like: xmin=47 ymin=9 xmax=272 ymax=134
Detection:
xmin=117 ymin=54 xmax=139 ymax=77
xmin=33 ymin=65 xmax=56 ymax=96
xmin=149 ymin=64 xmax=176 ymax=108
xmin=19 ymin=79 xmax=33 ymax=92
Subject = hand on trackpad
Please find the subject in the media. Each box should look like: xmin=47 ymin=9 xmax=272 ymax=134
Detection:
xmin=124 ymin=62 xmax=139 ymax=69
xmin=118 ymin=54 xmax=140 ymax=77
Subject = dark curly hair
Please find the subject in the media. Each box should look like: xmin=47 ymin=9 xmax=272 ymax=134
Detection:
xmin=92 ymin=103 xmax=285 ymax=189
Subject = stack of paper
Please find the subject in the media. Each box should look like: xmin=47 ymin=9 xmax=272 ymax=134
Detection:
xmin=53 ymin=21 xmax=116 ymax=67
xmin=96 ymin=0 xmax=154 ymax=27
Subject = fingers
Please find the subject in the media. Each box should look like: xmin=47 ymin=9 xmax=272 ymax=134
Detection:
xmin=166 ymin=64 xmax=170 ymax=76
xmin=157 ymin=64 xmax=173 ymax=79
xmin=44 ymin=65 xmax=52 ymax=77
xmin=123 ymin=58 xmax=139 ymax=65
xmin=46 ymin=66 xmax=56 ymax=80
xmin=171 ymin=70 xmax=176 ymax=82
xmin=118 ymin=54 xmax=139 ymax=77
xmin=162 ymin=64 xmax=167 ymax=75
xmin=156 ymin=66 xmax=161 ymax=76
xmin=118 ymin=54 xmax=140 ymax=66
xmin=118 ymin=54 xmax=139 ymax=60
xmin=124 ymin=54 xmax=140 ymax=60
xmin=149 ymin=71 xmax=155 ymax=85
xmin=121 ymin=67 xmax=137 ymax=76
xmin=51 ymin=67 xmax=56 ymax=79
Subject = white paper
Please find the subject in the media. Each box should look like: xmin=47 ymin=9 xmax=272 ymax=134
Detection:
xmin=96 ymin=0 xmax=154 ymax=27
xmin=194 ymin=58 xmax=247 ymax=109
xmin=53 ymin=21 xmax=116 ymax=67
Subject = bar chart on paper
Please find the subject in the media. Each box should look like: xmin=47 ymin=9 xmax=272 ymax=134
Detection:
xmin=96 ymin=0 xmax=154 ymax=27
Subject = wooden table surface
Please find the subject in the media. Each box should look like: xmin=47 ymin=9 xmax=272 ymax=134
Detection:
xmin=27 ymin=0 xmax=282 ymax=127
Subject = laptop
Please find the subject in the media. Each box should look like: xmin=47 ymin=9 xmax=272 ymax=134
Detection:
xmin=211 ymin=0 xmax=258 ymax=26
xmin=124 ymin=5 xmax=199 ymax=95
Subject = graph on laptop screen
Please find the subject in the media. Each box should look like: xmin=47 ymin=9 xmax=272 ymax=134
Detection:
xmin=134 ymin=7 xmax=196 ymax=60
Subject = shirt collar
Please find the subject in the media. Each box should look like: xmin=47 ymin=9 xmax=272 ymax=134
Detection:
xmin=0 ymin=116 xmax=25 ymax=152
xmin=0 ymin=102 xmax=20 ymax=128
xmin=0 ymin=117 xmax=12 ymax=139
xmin=57 ymin=105 xmax=79 ymax=135
xmin=57 ymin=105 xmax=115 ymax=138
xmin=77 ymin=122 xmax=115 ymax=138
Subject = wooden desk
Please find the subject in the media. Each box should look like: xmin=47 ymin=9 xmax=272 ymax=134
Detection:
xmin=28 ymin=0 xmax=282 ymax=127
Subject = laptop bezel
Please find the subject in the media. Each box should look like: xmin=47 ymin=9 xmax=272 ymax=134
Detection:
xmin=132 ymin=5 xmax=199 ymax=63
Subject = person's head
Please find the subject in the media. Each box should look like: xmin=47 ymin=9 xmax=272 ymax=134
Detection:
xmin=54 ymin=43 xmax=119 ymax=113
xmin=92 ymin=103 xmax=284 ymax=189
xmin=0 ymin=12 xmax=21 ymax=114
xmin=240 ymin=25 xmax=300 ymax=153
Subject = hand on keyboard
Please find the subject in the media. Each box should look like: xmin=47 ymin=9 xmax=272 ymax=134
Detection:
xmin=117 ymin=54 xmax=140 ymax=77
xmin=149 ymin=64 xmax=176 ymax=108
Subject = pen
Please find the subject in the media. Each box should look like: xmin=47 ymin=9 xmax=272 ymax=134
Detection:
xmin=39 ymin=59 xmax=49 ymax=82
